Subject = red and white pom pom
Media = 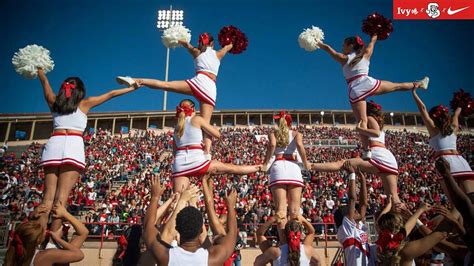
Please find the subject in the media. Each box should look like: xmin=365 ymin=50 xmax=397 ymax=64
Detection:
xmin=162 ymin=25 xmax=192 ymax=49
xmin=218 ymin=25 xmax=248 ymax=54
xmin=298 ymin=26 xmax=325 ymax=52
xmin=12 ymin=44 xmax=55 ymax=79
xmin=362 ymin=12 xmax=393 ymax=40
xmin=450 ymin=89 xmax=474 ymax=117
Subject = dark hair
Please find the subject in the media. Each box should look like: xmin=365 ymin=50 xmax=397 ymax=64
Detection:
xmin=51 ymin=77 xmax=86 ymax=115
xmin=285 ymin=220 xmax=302 ymax=266
xmin=344 ymin=36 xmax=365 ymax=68
xmin=429 ymin=105 xmax=453 ymax=137
xmin=367 ymin=101 xmax=385 ymax=129
xmin=176 ymin=206 xmax=203 ymax=244
xmin=198 ymin=32 xmax=215 ymax=53
xmin=334 ymin=208 xmax=345 ymax=228
xmin=122 ymin=225 xmax=142 ymax=266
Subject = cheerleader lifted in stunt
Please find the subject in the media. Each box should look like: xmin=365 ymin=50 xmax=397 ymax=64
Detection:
xmin=318 ymin=35 xmax=429 ymax=158
xmin=171 ymin=99 xmax=262 ymax=192
xmin=117 ymin=33 xmax=233 ymax=159
xmin=36 ymin=68 xmax=139 ymax=231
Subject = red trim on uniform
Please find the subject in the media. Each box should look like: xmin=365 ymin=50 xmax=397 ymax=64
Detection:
xmin=186 ymin=79 xmax=216 ymax=107
xmin=342 ymin=238 xmax=370 ymax=257
xmin=346 ymin=74 xmax=367 ymax=84
xmin=349 ymin=79 xmax=381 ymax=104
xmin=196 ymin=71 xmax=216 ymax=83
xmin=51 ymin=132 xmax=84 ymax=138
xmin=41 ymin=157 xmax=85 ymax=166
xmin=176 ymin=145 xmax=204 ymax=151
xmin=369 ymin=159 xmax=399 ymax=175
xmin=270 ymin=179 xmax=304 ymax=187
xmin=41 ymin=160 xmax=85 ymax=171
xmin=172 ymin=160 xmax=211 ymax=178
xmin=452 ymin=171 xmax=474 ymax=180
xmin=274 ymin=157 xmax=297 ymax=162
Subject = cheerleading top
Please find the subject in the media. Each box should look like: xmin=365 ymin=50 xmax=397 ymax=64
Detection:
xmin=194 ymin=48 xmax=220 ymax=76
xmin=342 ymin=52 xmax=370 ymax=80
xmin=429 ymin=133 xmax=457 ymax=152
xmin=52 ymin=108 xmax=87 ymax=132
xmin=369 ymin=131 xmax=385 ymax=145
xmin=174 ymin=117 xmax=203 ymax=147
xmin=274 ymin=131 xmax=297 ymax=156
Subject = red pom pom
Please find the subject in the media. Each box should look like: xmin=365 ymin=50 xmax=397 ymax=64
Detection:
xmin=450 ymin=89 xmax=474 ymax=117
xmin=218 ymin=25 xmax=248 ymax=54
xmin=362 ymin=12 xmax=394 ymax=40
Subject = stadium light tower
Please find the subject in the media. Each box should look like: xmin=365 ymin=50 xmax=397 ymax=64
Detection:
xmin=157 ymin=6 xmax=184 ymax=111
xmin=320 ymin=111 xmax=325 ymax=124
xmin=390 ymin=112 xmax=394 ymax=125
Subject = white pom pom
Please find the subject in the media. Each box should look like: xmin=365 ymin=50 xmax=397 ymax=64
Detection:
xmin=12 ymin=44 xmax=55 ymax=79
xmin=298 ymin=26 xmax=325 ymax=52
xmin=161 ymin=25 xmax=192 ymax=49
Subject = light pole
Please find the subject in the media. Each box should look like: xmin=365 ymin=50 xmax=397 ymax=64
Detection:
xmin=320 ymin=111 xmax=325 ymax=124
xmin=390 ymin=112 xmax=394 ymax=126
xmin=157 ymin=6 xmax=184 ymax=111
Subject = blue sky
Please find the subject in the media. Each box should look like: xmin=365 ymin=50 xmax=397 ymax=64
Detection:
xmin=1 ymin=0 xmax=473 ymax=114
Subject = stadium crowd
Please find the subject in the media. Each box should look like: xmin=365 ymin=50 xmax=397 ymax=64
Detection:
xmin=1 ymin=126 xmax=472 ymax=242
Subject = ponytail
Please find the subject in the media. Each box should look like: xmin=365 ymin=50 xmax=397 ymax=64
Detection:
xmin=4 ymin=222 xmax=44 ymax=266
xmin=176 ymin=112 xmax=186 ymax=139
xmin=175 ymin=99 xmax=196 ymax=139
xmin=429 ymin=105 xmax=453 ymax=137
xmin=198 ymin=33 xmax=214 ymax=53
xmin=285 ymin=220 xmax=302 ymax=266
xmin=344 ymin=36 xmax=366 ymax=68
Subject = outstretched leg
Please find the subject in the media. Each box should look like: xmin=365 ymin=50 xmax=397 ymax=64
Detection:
xmin=374 ymin=80 xmax=420 ymax=96
xmin=135 ymin=79 xmax=194 ymax=96
xmin=200 ymin=103 xmax=215 ymax=155
xmin=311 ymin=160 xmax=345 ymax=172
xmin=208 ymin=161 xmax=262 ymax=175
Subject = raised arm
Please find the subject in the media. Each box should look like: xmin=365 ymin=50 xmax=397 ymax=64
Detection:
xmin=356 ymin=116 xmax=380 ymax=138
xmin=202 ymin=174 xmax=226 ymax=236
xmin=295 ymin=132 xmax=311 ymax=170
xmin=318 ymin=42 xmax=348 ymax=65
xmin=263 ymin=133 xmax=276 ymax=169
xmin=363 ymin=35 xmax=377 ymax=61
xmin=256 ymin=215 xmax=277 ymax=244
xmin=344 ymin=161 xmax=357 ymax=221
xmin=216 ymin=43 xmax=233 ymax=60
xmin=37 ymin=68 xmax=56 ymax=108
xmin=411 ymin=88 xmax=437 ymax=136
xmin=143 ymin=176 xmax=165 ymax=248
xmin=195 ymin=116 xmax=221 ymax=138
xmin=299 ymin=214 xmax=316 ymax=246
xmin=51 ymin=202 xmax=89 ymax=249
xmin=155 ymin=193 xmax=178 ymax=225
xmin=178 ymin=40 xmax=201 ymax=58
xmin=357 ymin=167 xmax=368 ymax=219
xmin=405 ymin=203 xmax=431 ymax=236
xmin=451 ymin=107 xmax=462 ymax=134
xmin=80 ymin=86 xmax=138 ymax=113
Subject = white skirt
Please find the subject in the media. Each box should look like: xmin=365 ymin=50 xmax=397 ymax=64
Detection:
xmin=40 ymin=134 xmax=85 ymax=170
xmin=269 ymin=160 xmax=304 ymax=187
xmin=172 ymin=149 xmax=210 ymax=178
xmin=186 ymin=73 xmax=216 ymax=107
xmin=438 ymin=154 xmax=474 ymax=180
xmin=347 ymin=75 xmax=381 ymax=104
xmin=368 ymin=147 xmax=398 ymax=175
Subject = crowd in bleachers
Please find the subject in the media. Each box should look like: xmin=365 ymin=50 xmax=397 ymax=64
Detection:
xmin=1 ymin=126 xmax=472 ymax=242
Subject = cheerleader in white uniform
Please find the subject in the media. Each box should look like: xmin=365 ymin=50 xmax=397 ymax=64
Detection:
xmin=411 ymin=88 xmax=474 ymax=202
xmin=318 ymin=35 xmax=429 ymax=158
xmin=36 ymin=68 xmax=138 ymax=230
xmin=312 ymin=101 xmax=402 ymax=205
xmin=172 ymin=99 xmax=262 ymax=192
xmin=117 ymin=33 xmax=233 ymax=158
xmin=262 ymin=111 xmax=310 ymax=232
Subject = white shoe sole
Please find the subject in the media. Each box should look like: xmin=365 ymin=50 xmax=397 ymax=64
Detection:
xmin=116 ymin=76 xmax=136 ymax=87
xmin=419 ymin=76 xmax=429 ymax=90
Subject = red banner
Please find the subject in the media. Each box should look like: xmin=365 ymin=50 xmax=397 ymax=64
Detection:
xmin=393 ymin=0 xmax=474 ymax=20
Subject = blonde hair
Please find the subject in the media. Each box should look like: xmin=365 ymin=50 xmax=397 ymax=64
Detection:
xmin=4 ymin=222 xmax=44 ymax=266
xmin=175 ymin=99 xmax=195 ymax=139
xmin=275 ymin=117 xmax=290 ymax=147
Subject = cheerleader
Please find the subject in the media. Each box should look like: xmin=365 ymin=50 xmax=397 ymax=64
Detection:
xmin=36 ymin=68 xmax=138 ymax=230
xmin=318 ymin=35 xmax=429 ymax=158
xmin=171 ymin=99 xmax=262 ymax=192
xmin=262 ymin=111 xmax=310 ymax=233
xmin=312 ymin=101 xmax=402 ymax=205
xmin=412 ymin=88 xmax=474 ymax=202
xmin=116 ymin=33 xmax=233 ymax=159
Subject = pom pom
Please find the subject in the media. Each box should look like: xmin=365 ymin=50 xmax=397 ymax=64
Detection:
xmin=298 ymin=26 xmax=325 ymax=52
xmin=450 ymin=89 xmax=474 ymax=117
xmin=161 ymin=25 xmax=192 ymax=49
xmin=218 ymin=25 xmax=248 ymax=54
xmin=362 ymin=12 xmax=393 ymax=40
xmin=12 ymin=44 xmax=54 ymax=79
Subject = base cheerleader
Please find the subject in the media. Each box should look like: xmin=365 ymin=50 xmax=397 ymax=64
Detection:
xmin=318 ymin=35 xmax=429 ymax=158
xmin=171 ymin=99 xmax=262 ymax=192
xmin=312 ymin=101 xmax=402 ymax=205
xmin=412 ymin=88 xmax=474 ymax=202
xmin=36 ymin=68 xmax=139 ymax=230
xmin=117 ymin=33 xmax=233 ymax=158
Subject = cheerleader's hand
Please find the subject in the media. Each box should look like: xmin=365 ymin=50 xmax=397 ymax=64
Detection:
xmin=52 ymin=201 xmax=67 ymax=219
xmin=435 ymin=158 xmax=451 ymax=176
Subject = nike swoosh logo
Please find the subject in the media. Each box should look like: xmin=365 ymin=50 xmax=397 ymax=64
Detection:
xmin=447 ymin=6 xmax=470 ymax=15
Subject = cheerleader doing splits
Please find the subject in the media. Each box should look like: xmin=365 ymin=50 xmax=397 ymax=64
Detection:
xmin=318 ymin=35 xmax=429 ymax=157
xmin=117 ymin=33 xmax=233 ymax=158
xmin=37 ymin=68 xmax=139 ymax=230
xmin=172 ymin=99 xmax=262 ymax=192
xmin=312 ymin=101 xmax=402 ymax=204
xmin=411 ymin=88 xmax=474 ymax=201
xmin=262 ymin=112 xmax=310 ymax=229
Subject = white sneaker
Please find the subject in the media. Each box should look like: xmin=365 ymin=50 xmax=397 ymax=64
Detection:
xmin=116 ymin=76 xmax=136 ymax=87
xmin=418 ymin=76 xmax=429 ymax=90
xmin=362 ymin=150 xmax=372 ymax=160
xmin=204 ymin=154 xmax=212 ymax=160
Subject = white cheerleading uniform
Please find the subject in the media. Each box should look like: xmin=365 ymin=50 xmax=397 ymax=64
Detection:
xmin=185 ymin=48 xmax=220 ymax=107
xmin=269 ymin=131 xmax=304 ymax=187
xmin=337 ymin=216 xmax=370 ymax=266
xmin=40 ymin=108 xmax=87 ymax=170
xmin=172 ymin=117 xmax=210 ymax=178
xmin=273 ymin=244 xmax=311 ymax=266
xmin=367 ymin=131 xmax=399 ymax=175
xmin=169 ymin=246 xmax=209 ymax=266
xmin=343 ymin=52 xmax=381 ymax=104
xmin=430 ymin=133 xmax=474 ymax=180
